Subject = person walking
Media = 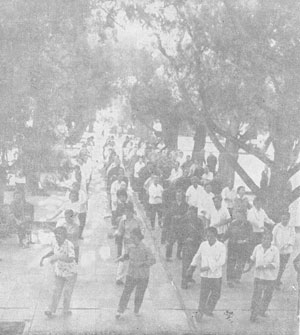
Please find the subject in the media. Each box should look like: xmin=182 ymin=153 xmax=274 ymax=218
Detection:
xmin=232 ymin=186 xmax=251 ymax=220
xmin=40 ymin=226 xmax=77 ymax=318
xmin=221 ymin=183 xmax=236 ymax=217
xmin=188 ymin=227 xmax=226 ymax=322
xmin=244 ymin=231 xmax=280 ymax=322
xmin=185 ymin=176 xmax=205 ymax=208
xmin=148 ymin=175 xmax=163 ymax=230
xmin=209 ymin=195 xmax=231 ymax=241
xmin=272 ymin=212 xmax=296 ymax=290
xmin=223 ymin=211 xmax=253 ymax=287
xmin=115 ymin=228 xmax=156 ymax=319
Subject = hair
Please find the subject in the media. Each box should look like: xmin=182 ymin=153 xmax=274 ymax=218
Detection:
xmin=64 ymin=209 xmax=74 ymax=217
xmin=213 ymin=195 xmax=222 ymax=201
xmin=237 ymin=186 xmax=245 ymax=193
xmin=69 ymin=190 xmax=79 ymax=201
xmin=54 ymin=226 xmax=67 ymax=236
xmin=281 ymin=211 xmax=290 ymax=218
xmin=207 ymin=227 xmax=218 ymax=236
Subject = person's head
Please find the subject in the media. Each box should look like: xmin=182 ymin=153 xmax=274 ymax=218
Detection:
xmin=204 ymin=182 xmax=212 ymax=194
xmin=69 ymin=190 xmax=79 ymax=203
xmin=117 ymin=173 xmax=124 ymax=182
xmin=54 ymin=226 xmax=67 ymax=246
xmin=125 ymin=201 xmax=135 ymax=219
xmin=183 ymin=168 xmax=189 ymax=177
xmin=130 ymin=228 xmax=144 ymax=245
xmin=117 ymin=189 xmax=128 ymax=203
xmin=187 ymin=206 xmax=198 ymax=220
xmin=237 ymin=186 xmax=245 ymax=197
xmin=186 ymin=155 xmax=191 ymax=162
xmin=118 ymin=168 xmax=124 ymax=176
xmin=213 ymin=195 xmax=222 ymax=210
xmin=281 ymin=212 xmax=290 ymax=226
xmin=138 ymin=156 xmax=143 ymax=163
xmin=175 ymin=189 xmax=184 ymax=202
xmin=206 ymin=227 xmax=218 ymax=245
xmin=72 ymin=182 xmax=80 ymax=192
xmin=64 ymin=209 xmax=75 ymax=224
xmin=175 ymin=161 xmax=180 ymax=169
xmin=253 ymin=197 xmax=263 ymax=210
xmin=13 ymin=191 xmax=23 ymax=203
xmin=120 ymin=181 xmax=127 ymax=190
xmin=153 ymin=175 xmax=159 ymax=185
xmin=191 ymin=176 xmax=199 ymax=187
xmin=261 ymin=231 xmax=273 ymax=249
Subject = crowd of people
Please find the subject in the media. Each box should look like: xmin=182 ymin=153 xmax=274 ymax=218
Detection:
xmin=103 ymin=133 xmax=299 ymax=323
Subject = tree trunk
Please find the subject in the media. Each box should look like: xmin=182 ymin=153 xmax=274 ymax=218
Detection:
xmin=192 ymin=124 xmax=206 ymax=164
xmin=162 ymin=118 xmax=179 ymax=150
xmin=218 ymin=118 xmax=239 ymax=188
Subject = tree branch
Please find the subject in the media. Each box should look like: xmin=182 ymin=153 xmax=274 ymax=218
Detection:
xmin=289 ymin=185 xmax=300 ymax=205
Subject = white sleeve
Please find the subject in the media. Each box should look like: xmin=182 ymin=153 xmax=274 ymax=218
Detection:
xmin=191 ymin=243 xmax=203 ymax=267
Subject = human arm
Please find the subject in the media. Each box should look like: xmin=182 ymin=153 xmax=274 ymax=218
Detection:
xmin=40 ymin=250 xmax=54 ymax=266
xmin=263 ymin=210 xmax=275 ymax=226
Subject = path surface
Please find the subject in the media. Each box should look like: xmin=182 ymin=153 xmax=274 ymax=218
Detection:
xmin=0 ymin=132 xmax=298 ymax=334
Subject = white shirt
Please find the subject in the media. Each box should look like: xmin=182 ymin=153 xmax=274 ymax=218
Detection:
xmin=247 ymin=207 xmax=274 ymax=233
xmin=134 ymin=161 xmax=145 ymax=178
xmin=168 ymin=167 xmax=183 ymax=182
xmin=250 ymin=244 xmax=280 ymax=281
xmin=272 ymin=223 xmax=296 ymax=255
xmin=191 ymin=240 xmax=226 ymax=278
xmin=110 ymin=180 xmax=123 ymax=211
xmin=148 ymin=184 xmax=163 ymax=205
xmin=197 ymin=192 xmax=215 ymax=219
xmin=186 ymin=185 xmax=205 ymax=208
xmin=65 ymin=190 xmax=87 ymax=213
xmin=221 ymin=187 xmax=236 ymax=209
xmin=202 ymin=172 xmax=213 ymax=182
xmin=210 ymin=206 xmax=231 ymax=235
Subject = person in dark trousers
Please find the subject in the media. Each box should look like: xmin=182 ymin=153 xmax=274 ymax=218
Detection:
xmin=244 ymin=231 xmax=280 ymax=322
xmin=188 ymin=227 xmax=226 ymax=322
xmin=115 ymin=228 xmax=156 ymax=319
xmin=272 ymin=212 xmax=296 ymax=290
xmin=181 ymin=206 xmax=205 ymax=289
xmin=293 ymin=253 xmax=300 ymax=317
xmin=148 ymin=175 xmax=163 ymax=230
xmin=165 ymin=189 xmax=189 ymax=261
xmin=223 ymin=211 xmax=253 ymax=288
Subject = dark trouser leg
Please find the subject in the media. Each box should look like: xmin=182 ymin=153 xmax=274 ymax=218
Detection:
xmin=166 ymin=241 xmax=174 ymax=259
xmin=251 ymin=278 xmax=264 ymax=317
xmin=157 ymin=205 xmax=163 ymax=226
xmin=261 ymin=280 xmax=275 ymax=314
xmin=78 ymin=212 xmax=87 ymax=238
xmin=276 ymin=254 xmax=290 ymax=284
xmin=149 ymin=204 xmax=156 ymax=228
xmin=17 ymin=225 xmax=26 ymax=245
xmin=161 ymin=224 xmax=167 ymax=244
xmin=115 ymin=236 xmax=123 ymax=257
xmin=198 ymin=277 xmax=211 ymax=313
xmin=227 ymin=244 xmax=237 ymax=282
xmin=235 ymin=245 xmax=248 ymax=280
xmin=206 ymin=278 xmax=222 ymax=313
xmin=181 ymin=244 xmax=190 ymax=286
xmin=118 ymin=276 xmax=137 ymax=313
xmin=49 ymin=276 xmax=65 ymax=313
xmin=74 ymin=247 xmax=79 ymax=263
xmin=176 ymin=237 xmax=183 ymax=259
xmin=134 ymin=277 xmax=149 ymax=313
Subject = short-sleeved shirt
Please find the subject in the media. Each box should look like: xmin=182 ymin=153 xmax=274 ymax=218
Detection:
xmin=51 ymin=238 xmax=77 ymax=277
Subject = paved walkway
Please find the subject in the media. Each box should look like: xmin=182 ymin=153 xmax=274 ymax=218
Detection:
xmin=0 ymin=132 xmax=298 ymax=334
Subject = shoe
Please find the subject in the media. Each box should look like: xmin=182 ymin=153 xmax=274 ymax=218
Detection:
xmin=228 ymin=282 xmax=234 ymax=288
xmin=63 ymin=310 xmax=72 ymax=316
xmin=195 ymin=311 xmax=203 ymax=323
xmin=116 ymin=280 xmax=124 ymax=286
xmin=45 ymin=311 xmax=55 ymax=318
xmin=115 ymin=312 xmax=122 ymax=320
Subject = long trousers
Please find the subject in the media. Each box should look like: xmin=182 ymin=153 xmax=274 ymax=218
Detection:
xmin=251 ymin=278 xmax=275 ymax=317
xmin=78 ymin=212 xmax=87 ymax=238
xmin=49 ymin=275 xmax=77 ymax=313
xmin=148 ymin=204 xmax=162 ymax=228
xmin=166 ymin=227 xmax=184 ymax=259
xmin=226 ymin=243 xmax=248 ymax=282
xmin=74 ymin=247 xmax=79 ymax=264
xmin=250 ymin=233 xmax=263 ymax=256
xmin=181 ymin=242 xmax=199 ymax=285
xmin=118 ymin=275 xmax=149 ymax=313
xmin=276 ymin=254 xmax=290 ymax=284
xmin=198 ymin=277 xmax=222 ymax=313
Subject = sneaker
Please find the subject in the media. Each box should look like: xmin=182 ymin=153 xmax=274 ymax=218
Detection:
xmin=45 ymin=311 xmax=55 ymax=318
xmin=116 ymin=280 xmax=124 ymax=286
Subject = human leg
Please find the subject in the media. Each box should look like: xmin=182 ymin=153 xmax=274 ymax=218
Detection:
xmin=198 ymin=277 xmax=211 ymax=313
xmin=276 ymin=254 xmax=290 ymax=286
xmin=78 ymin=212 xmax=87 ymax=238
xmin=118 ymin=276 xmax=137 ymax=313
xmin=134 ymin=277 xmax=149 ymax=313
xmin=260 ymin=280 xmax=275 ymax=315
xmin=49 ymin=276 xmax=65 ymax=314
xmin=206 ymin=278 xmax=222 ymax=313
xmin=63 ymin=275 xmax=77 ymax=313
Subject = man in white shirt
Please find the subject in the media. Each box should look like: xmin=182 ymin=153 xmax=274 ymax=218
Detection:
xmin=168 ymin=162 xmax=183 ymax=183
xmin=244 ymin=231 xmax=279 ymax=322
xmin=247 ymin=197 xmax=275 ymax=253
xmin=134 ymin=156 xmax=145 ymax=179
xmin=186 ymin=177 xmax=205 ymax=208
xmin=188 ymin=227 xmax=226 ymax=322
xmin=209 ymin=195 xmax=231 ymax=240
xmin=272 ymin=212 xmax=296 ymax=289
xmin=197 ymin=183 xmax=215 ymax=228
xmin=148 ymin=176 xmax=163 ymax=230
xmin=221 ymin=183 xmax=236 ymax=217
